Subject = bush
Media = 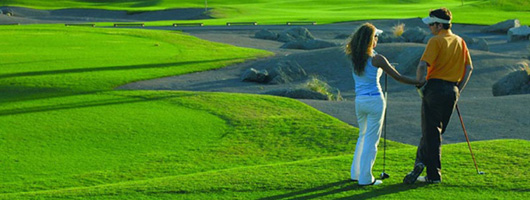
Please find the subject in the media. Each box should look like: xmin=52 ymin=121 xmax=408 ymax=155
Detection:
xmin=392 ymin=23 xmax=405 ymax=37
xmin=306 ymin=76 xmax=343 ymax=101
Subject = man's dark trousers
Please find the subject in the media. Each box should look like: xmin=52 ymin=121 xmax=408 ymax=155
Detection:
xmin=415 ymin=79 xmax=458 ymax=181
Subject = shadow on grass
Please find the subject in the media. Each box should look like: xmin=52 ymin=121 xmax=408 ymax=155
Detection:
xmin=0 ymin=57 xmax=250 ymax=79
xmin=0 ymin=92 xmax=195 ymax=116
xmin=261 ymin=179 xmax=424 ymax=200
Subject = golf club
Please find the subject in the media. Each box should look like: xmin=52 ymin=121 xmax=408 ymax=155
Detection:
xmin=455 ymin=104 xmax=485 ymax=175
xmin=380 ymin=73 xmax=390 ymax=180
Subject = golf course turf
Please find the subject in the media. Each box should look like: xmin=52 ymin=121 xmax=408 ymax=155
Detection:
xmin=1 ymin=0 xmax=529 ymax=199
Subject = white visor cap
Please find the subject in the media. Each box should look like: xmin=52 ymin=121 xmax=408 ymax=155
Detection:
xmin=422 ymin=16 xmax=451 ymax=24
xmin=375 ymin=28 xmax=383 ymax=36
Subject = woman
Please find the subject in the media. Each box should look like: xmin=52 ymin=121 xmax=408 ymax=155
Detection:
xmin=345 ymin=23 xmax=422 ymax=186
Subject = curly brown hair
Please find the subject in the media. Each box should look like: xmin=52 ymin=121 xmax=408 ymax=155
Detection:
xmin=345 ymin=23 xmax=376 ymax=76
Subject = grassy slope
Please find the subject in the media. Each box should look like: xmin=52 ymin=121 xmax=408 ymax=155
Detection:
xmin=3 ymin=140 xmax=529 ymax=199
xmin=0 ymin=26 xmax=270 ymax=93
xmin=0 ymin=1 xmax=529 ymax=199
xmin=3 ymin=0 xmax=530 ymax=25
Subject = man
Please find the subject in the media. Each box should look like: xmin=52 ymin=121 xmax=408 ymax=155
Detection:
xmin=403 ymin=7 xmax=473 ymax=184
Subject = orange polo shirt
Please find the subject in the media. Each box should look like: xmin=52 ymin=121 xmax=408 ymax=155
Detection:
xmin=421 ymin=29 xmax=472 ymax=82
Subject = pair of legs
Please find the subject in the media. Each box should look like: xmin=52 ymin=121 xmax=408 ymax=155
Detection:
xmin=351 ymin=95 xmax=385 ymax=185
xmin=413 ymin=79 xmax=458 ymax=181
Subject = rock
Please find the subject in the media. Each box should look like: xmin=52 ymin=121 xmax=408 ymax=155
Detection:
xmin=263 ymin=88 xmax=328 ymax=100
xmin=459 ymin=34 xmax=489 ymax=51
xmin=268 ymin=61 xmax=307 ymax=84
xmin=508 ymin=25 xmax=530 ymax=42
xmin=241 ymin=68 xmax=269 ymax=83
xmin=423 ymin=34 xmax=434 ymax=44
xmin=378 ymin=32 xmax=405 ymax=43
xmin=335 ymin=33 xmax=350 ymax=39
xmin=460 ymin=34 xmax=477 ymax=45
xmin=1 ymin=7 xmax=13 ymax=16
xmin=476 ymin=38 xmax=489 ymax=51
xmin=492 ymin=63 xmax=530 ymax=96
xmin=482 ymin=19 xmax=520 ymax=33
xmin=255 ymin=29 xmax=279 ymax=40
xmin=402 ymin=27 xmax=429 ymax=43
xmin=280 ymin=39 xmax=337 ymax=50
xmin=277 ymin=27 xmax=315 ymax=43
xmin=393 ymin=47 xmax=425 ymax=75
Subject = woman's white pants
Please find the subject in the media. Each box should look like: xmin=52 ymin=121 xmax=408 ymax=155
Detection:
xmin=351 ymin=95 xmax=385 ymax=185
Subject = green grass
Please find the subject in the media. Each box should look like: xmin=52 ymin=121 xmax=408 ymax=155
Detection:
xmin=1 ymin=1 xmax=530 ymax=199
xmin=0 ymin=26 xmax=270 ymax=93
xmin=2 ymin=139 xmax=529 ymax=199
xmin=2 ymin=0 xmax=530 ymax=25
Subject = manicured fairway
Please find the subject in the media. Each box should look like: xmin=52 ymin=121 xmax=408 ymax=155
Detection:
xmin=1 ymin=1 xmax=529 ymax=199
xmin=3 ymin=0 xmax=530 ymax=25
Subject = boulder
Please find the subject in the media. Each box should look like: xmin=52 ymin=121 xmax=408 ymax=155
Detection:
xmin=280 ymin=39 xmax=337 ymax=50
xmin=476 ymin=38 xmax=489 ymax=51
xmin=402 ymin=27 xmax=429 ymax=43
xmin=393 ymin=47 xmax=424 ymax=75
xmin=241 ymin=68 xmax=269 ymax=83
xmin=378 ymin=32 xmax=406 ymax=43
xmin=255 ymin=29 xmax=279 ymax=40
xmin=482 ymin=19 xmax=520 ymax=33
xmin=422 ymin=34 xmax=434 ymax=44
xmin=508 ymin=25 xmax=530 ymax=42
xmin=1 ymin=7 xmax=13 ymax=16
xmin=277 ymin=27 xmax=315 ymax=43
xmin=268 ymin=61 xmax=307 ymax=84
xmin=335 ymin=33 xmax=350 ymax=39
xmin=492 ymin=63 xmax=530 ymax=96
xmin=460 ymin=34 xmax=477 ymax=45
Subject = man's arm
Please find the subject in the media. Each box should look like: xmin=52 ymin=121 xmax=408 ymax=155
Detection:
xmin=458 ymin=64 xmax=473 ymax=93
xmin=416 ymin=60 xmax=428 ymax=86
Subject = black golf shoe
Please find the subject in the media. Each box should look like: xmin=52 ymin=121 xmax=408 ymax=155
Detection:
xmin=403 ymin=163 xmax=425 ymax=184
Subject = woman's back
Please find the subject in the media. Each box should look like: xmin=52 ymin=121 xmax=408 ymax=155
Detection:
xmin=353 ymin=56 xmax=383 ymax=96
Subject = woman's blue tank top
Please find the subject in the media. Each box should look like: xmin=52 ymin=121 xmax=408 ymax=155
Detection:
xmin=353 ymin=55 xmax=383 ymax=96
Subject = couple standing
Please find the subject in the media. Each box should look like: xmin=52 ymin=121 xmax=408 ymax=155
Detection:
xmin=345 ymin=7 xmax=473 ymax=186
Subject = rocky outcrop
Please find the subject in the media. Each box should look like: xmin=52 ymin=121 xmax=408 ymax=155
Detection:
xmin=492 ymin=62 xmax=530 ymax=96
xmin=280 ymin=39 xmax=337 ymax=50
xmin=378 ymin=32 xmax=406 ymax=43
xmin=241 ymin=68 xmax=269 ymax=83
xmin=508 ymin=26 xmax=530 ymax=42
xmin=240 ymin=61 xmax=308 ymax=84
xmin=255 ymin=27 xmax=337 ymax=50
xmin=268 ymin=61 xmax=308 ymax=84
xmin=402 ymin=27 xmax=430 ymax=43
xmin=254 ymin=29 xmax=279 ymax=40
xmin=277 ymin=27 xmax=316 ymax=42
xmin=482 ymin=19 xmax=520 ymax=33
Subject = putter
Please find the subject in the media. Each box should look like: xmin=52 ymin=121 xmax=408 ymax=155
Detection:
xmin=380 ymin=73 xmax=390 ymax=180
xmin=455 ymin=104 xmax=485 ymax=175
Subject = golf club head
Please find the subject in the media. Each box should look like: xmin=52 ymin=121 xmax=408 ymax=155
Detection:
xmin=478 ymin=171 xmax=485 ymax=175
xmin=380 ymin=172 xmax=390 ymax=179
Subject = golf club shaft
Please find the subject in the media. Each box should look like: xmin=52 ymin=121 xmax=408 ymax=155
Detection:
xmin=455 ymin=104 xmax=480 ymax=174
xmin=382 ymin=73 xmax=387 ymax=172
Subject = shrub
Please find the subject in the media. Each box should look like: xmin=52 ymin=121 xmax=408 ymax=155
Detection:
xmin=306 ymin=76 xmax=343 ymax=101
xmin=522 ymin=61 xmax=530 ymax=75
xmin=392 ymin=23 xmax=405 ymax=37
